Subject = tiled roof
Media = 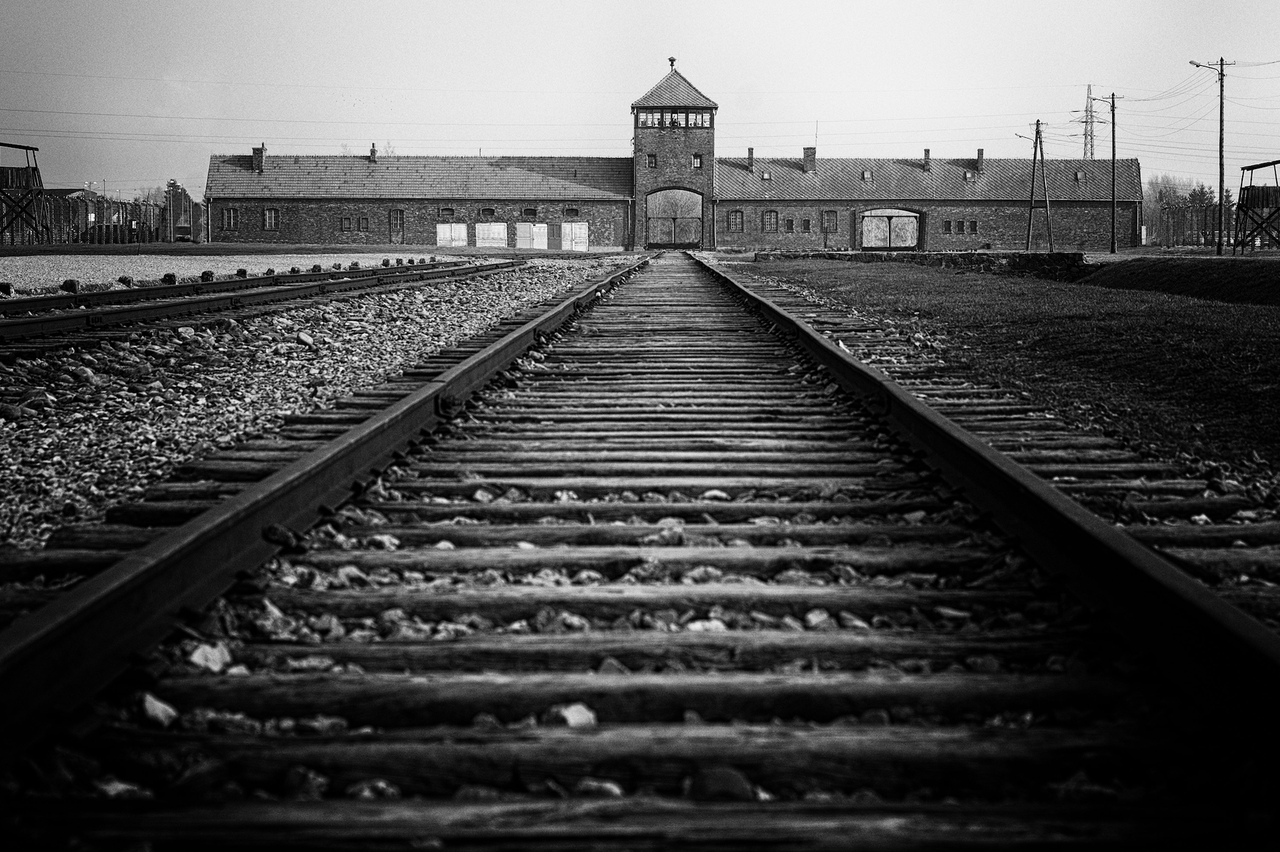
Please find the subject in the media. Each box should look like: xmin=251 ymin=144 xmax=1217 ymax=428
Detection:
xmin=205 ymin=155 xmax=633 ymax=200
xmin=715 ymin=156 xmax=1142 ymax=203
xmin=631 ymin=69 xmax=718 ymax=110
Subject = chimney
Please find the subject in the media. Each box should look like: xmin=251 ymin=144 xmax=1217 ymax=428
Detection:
xmin=251 ymin=143 xmax=266 ymax=173
xmin=977 ymin=148 xmax=985 ymax=173
xmin=747 ymin=147 xmax=755 ymax=173
xmin=802 ymin=146 xmax=816 ymax=174
xmin=923 ymin=148 xmax=931 ymax=172
xmin=369 ymin=143 xmax=378 ymax=163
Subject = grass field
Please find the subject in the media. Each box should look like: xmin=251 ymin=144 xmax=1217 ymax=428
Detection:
xmin=740 ymin=257 xmax=1280 ymax=472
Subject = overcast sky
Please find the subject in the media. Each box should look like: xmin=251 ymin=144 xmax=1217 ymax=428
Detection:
xmin=3 ymin=0 xmax=1277 ymax=199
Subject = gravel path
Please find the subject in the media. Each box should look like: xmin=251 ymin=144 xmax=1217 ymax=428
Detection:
xmin=0 ymin=258 xmax=625 ymax=550
xmin=0 ymin=253 xmax=461 ymax=294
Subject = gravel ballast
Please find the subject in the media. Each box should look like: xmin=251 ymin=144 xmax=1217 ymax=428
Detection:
xmin=0 ymin=258 xmax=626 ymax=550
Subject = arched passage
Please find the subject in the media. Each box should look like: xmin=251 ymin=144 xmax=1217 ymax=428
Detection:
xmin=646 ymin=189 xmax=703 ymax=248
xmin=860 ymin=208 xmax=920 ymax=250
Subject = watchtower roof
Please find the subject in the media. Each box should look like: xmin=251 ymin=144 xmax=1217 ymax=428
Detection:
xmin=631 ymin=66 xmax=718 ymax=110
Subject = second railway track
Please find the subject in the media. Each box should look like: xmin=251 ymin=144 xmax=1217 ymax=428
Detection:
xmin=3 ymin=252 xmax=1279 ymax=848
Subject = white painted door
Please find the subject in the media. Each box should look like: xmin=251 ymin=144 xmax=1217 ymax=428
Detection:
xmin=475 ymin=222 xmax=507 ymax=248
xmin=562 ymin=221 xmax=589 ymax=251
xmin=516 ymin=222 xmax=548 ymax=249
xmin=435 ymin=223 xmax=467 ymax=247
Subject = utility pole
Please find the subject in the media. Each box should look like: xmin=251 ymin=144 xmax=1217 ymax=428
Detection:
xmin=1025 ymin=121 xmax=1039 ymax=252
xmin=1083 ymin=84 xmax=1095 ymax=160
xmin=1191 ymin=57 xmax=1234 ymax=255
xmin=1090 ymin=92 xmax=1123 ymax=253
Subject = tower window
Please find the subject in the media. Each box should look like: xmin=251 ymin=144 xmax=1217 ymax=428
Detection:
xmin=821 ymin=211 xmax=838 ymax=233
xmin=762 ymin=211 xmax=778 ymax=232
xmin=727 ymin=210 xmax=743 ymax=232
xmin=646 ymin=153 xmax=657 ymax=169
xmin=692 ymin=154 xmax=703 ymax=169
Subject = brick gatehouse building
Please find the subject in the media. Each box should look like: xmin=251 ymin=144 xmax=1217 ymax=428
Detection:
xmin=204 ymin=61 xmax=1141 ymax=251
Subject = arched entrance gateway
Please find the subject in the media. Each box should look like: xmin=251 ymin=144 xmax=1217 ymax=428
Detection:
xmin=645 ymin=188 xmax=703 ymax=248
xmin=860 ymin=208 xmax=920 ymax=250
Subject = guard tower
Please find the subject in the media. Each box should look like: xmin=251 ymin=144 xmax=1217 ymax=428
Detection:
xmin=1233 ymin=159 xmax=1280 ymax=253
xmin=632 ymin=59 xmax=718 ymax=248
xmin=0 ymin=142 xmax=51 ymax=245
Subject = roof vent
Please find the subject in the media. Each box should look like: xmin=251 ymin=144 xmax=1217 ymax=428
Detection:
xmin=669 ymin=56 xmax=676 ymax=69
xmin=923 ymin=149 xmax=931 ymax=173
xmin=977 ymin=148 xmax=985 ymax=173
xmin=747 ymin=147 xmax=755 ymax=174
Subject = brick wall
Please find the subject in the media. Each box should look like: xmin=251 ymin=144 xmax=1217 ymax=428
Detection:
xmin=633 ymin=121 xmax=715 ymax=247
xmin=713 ymin=199 xmax=1141 ymax=252
xmin=206 ymin=198 xmax=630 ymax=249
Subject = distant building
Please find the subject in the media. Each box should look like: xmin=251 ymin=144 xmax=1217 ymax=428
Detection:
xmin=205 ymin=63 xmax=1141 ymax=251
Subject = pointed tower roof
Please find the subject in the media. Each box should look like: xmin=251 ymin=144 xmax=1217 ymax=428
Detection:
xmin=631 ymin=59 xmax=718 ymax=110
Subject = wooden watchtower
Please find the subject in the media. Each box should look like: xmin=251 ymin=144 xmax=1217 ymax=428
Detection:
xmin=1232 ymin=159 xmax=1280 ymax=254
xmin=0 ymin=142 xmax=52 ymax=245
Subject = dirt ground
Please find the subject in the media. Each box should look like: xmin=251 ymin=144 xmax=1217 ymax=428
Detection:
xmin=739 ymin=257 xmax=1280 ymax=485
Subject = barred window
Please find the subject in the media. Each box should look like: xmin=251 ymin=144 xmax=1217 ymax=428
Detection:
xmin=565 ymin=207 xmax=580 ymax=217
xmin=784 ymin=218 xmax=794 ymax=233
xmin=480 ymin=207 xmax=496 ymax=217
xmin=968 ymin=220 xmax=979 ymax=235
xmin=821 ymin=210 xmax=837 ymax=233
xmin=440 ymin=207 xmax=455 ymax=217
xmin=264 ymin=208 xmax=279 ymax=230
xmin=762 ymin=211 xmax=778 ymax=232
xmin=221 ymin=208 xmax=238 ymax=230
xmin=727 ymin=210 xmax=743 ymax=233
xmin=357 ymin=217 xmax=369 ymax=232
xmin=943 ymin=220 xmax=952 ymax=234
xmin=801 ymin=218 xmax=811 ymax=232
xmin=522 ymin=207 xmax=537 ymax=217
xmin=339 ymin=216 xmax=351 ymax=232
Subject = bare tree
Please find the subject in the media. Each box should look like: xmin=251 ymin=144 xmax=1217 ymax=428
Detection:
xmin=647 ymin=189 xmax=701 ymax=241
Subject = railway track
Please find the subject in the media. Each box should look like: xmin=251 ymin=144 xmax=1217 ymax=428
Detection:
xmin=0 ymin=258 xmax=522 ymax=358
xmin=3 ymin=252 xmax=1279 ymax=848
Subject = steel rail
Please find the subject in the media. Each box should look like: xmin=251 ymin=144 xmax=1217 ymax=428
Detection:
xmin=0 ymin=259 xmax=470 ymax=315
xmin=0 ymin=261 xmax=524 ymax=342
xmin=693 ymin=252 xmax=1280 ymax=729
xmin=0 ymin=256 xmax=650 ymax=758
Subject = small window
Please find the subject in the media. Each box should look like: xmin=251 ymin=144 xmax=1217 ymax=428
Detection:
xmin=761 ymin=171 xmax=772 ymax=181
xmin=861 ymin=170 xmax=872 ymax=181
xmin=784 ymin=218 xmax=794 ymax=233
xmin=564 ymin=207 xmax=580 ymax=217
xmin=943 ymin=220 xmax=953 ymax=234
xmin=357 ymin=217 xmax=369 ymax=232
xmin=646 ymin=153 xmax=657 ymax=168
xmin=801 ymin=218 xmax=811 ymax=232
xmin=264 ymin=208 xmax=279 ymax=230
xmin=727 ymin=210 xmax=743 ymax=233
xmin=221 ymin=208 xmax=238 ymax=230
xmin=762 ymin=211 xmax=778 ymax=232
xmin=1075 ymin=170 xmax=1086 ymax=182
xmin=964 ymin=170 xmax=976 ymax=182
xmin=968 ymin=220 xmax=978 ymax=235
xmin=821 ymin=211 xmax=837 ymax=233
xmin=339 ymin=216 xmax=351 ymax=232
xmin=440 ymin=207 xmax=455 ymax=217
xmin=522 ymin=207 xmax=537 ymax=217
xmin=955 ymin=220 xmax=964 ymax=233
xmin=692 ymin=153 xmax=703 ymax=169
xmin=480 ymin=207 xmax=496 ymax=217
